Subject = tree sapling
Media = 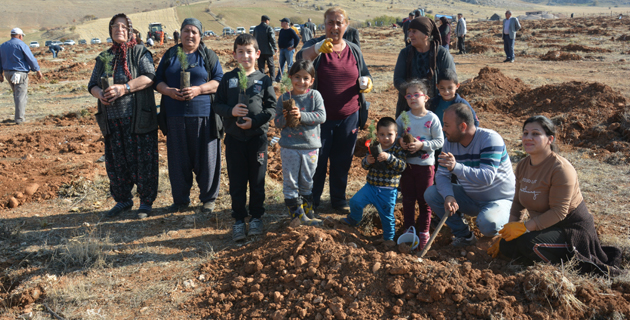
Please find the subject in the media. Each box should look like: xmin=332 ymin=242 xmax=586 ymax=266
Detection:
xmin=177 ymin=46 xmax=191 ymax=90
xmin=400 ymin=111 xmax=416 ymax=144
xmin=98 ymin=52 xmax=115 ymax=91
xmin=366 ymin=122 xmax=382 ymax=157
xmin=237 ymin=63 xmax=248 ymax=124
xmin=280 ymin=73 xmax=299 ymax=128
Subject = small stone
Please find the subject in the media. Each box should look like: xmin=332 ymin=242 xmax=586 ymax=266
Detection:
xmin=183 ymin=279 xmax=196 ymax=289
xmin=372 ymin=262 xmax=381 ymax=273
xmin=460 ymin=250 xmax=467 ymax=257
xmin=8 ymin=197 xmax=18 ymax=208
xmin=313 ymin=296 xmax=323 ymax=304
xmin=198 ymin=274 xmax=206 ymax=281
xmin=392 ymin=305 xmax=401 ymax=315
xmin=295 ymin=255 xmax=308 ymax=268
xmin=273 ymin=291 xmax=284 ymax=303
xmin=289 ymin=217 xmax=301 ymax=228
xmin=466 ymin=252 xmax=475 ymax=260
xmin=15 ymin=192 xmax=24 ymax=199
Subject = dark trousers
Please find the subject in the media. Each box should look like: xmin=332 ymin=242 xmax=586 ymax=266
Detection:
xmin=225 ymin=134 xmax=267 ymax=221
xmin=499 ymin=227 xmax=571 ymax=264
xmin=258 ymin=54 xmax=275 ymax=79
xmin=104 ymin=117 xmax=159 ymax=206
xmin=457 ymin=35 xmax=466 ymax=53
xmin=312 ymin=111 xmax=359 ymax=208
xmin=400 ymin=164 xmax=434 ymax=234
xmin=503 ymin=34 xmax=515 ymax=60
xmin=166 ymin=117 xmax=221 ymax=205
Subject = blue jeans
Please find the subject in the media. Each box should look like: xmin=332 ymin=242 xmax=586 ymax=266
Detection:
xmin=276 ymin=48 xmax=294 ymax=81
xmin=503 ymin=34 xmax=515 ymax=60
xmin=424 ymin=184 xmax=511 ymax=237
xmin=349 ymin=184 xmax=398 ymax=241
xmin=50 ymin=48 xmax=58 ymax=58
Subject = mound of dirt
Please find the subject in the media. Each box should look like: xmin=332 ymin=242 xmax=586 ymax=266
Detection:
xmin=540 ymin=51 xmax=582 ymax=61
xmin=562 ymin=44 xmax=612 ymax=53
xmin=458 ymin=67 xmax=530 ymax=101
xmin=466 ymin=41 xmax=501 ymax=54
xmin=185 ymin=226 xmax=630 ymax=319
xmin=478 ymin=81 xmax=629 ymax=160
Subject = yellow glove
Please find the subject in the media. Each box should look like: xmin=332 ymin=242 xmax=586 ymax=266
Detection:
xmin=314 ymin=38 xmax=333 ymax=54
xmin=359 ymin=77 xmax=373 ymax=94
xmin=487 ymin=239 xmax=500 ymax=258
xmin=498 ymin=222 xmax=528 ymax=241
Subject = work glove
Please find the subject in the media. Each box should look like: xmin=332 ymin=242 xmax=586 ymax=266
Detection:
xmin=359 ymin=77 xmax=373 ymax=94
xmin=314 ymin=38 xmax=333 ymax=54
xmin=10 ymin=73 xmax=21 ymax=85
xmin=487 ymin=239 xmax=500 ymax=258
xmin=498 ymin=222 xmax=528 ymax=241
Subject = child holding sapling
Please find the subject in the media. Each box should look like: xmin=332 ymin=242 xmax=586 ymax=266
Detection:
xmin=396 ymin=79 xmax=443 ymax=250
xmin=339 ymin=117 xmax=406 ymax=243
xmin=274 ymin=60 xmax=326 ymax=225
xmin=214 ymin=34 xmax=276 ymax=242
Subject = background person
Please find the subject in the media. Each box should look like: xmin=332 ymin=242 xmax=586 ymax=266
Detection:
xmin=502 ymin=10 xmax=521 ymax=63
xmin=438 ymin=17 xmax=451 ymax=50
xmin=154 ymin=18 xmax=224 ymax=215
xmin=275 ymin=18 xmax=300 ymax=82
xmin=402 ymin=12 xmax=414 ymax=45
xmin=488 ymin=115 xmax=623 ymax=276
xmin=393 ymin=17 xmax=455 ymax=118
xmin=49 ymin=44 xmax=64 ymax=58
xmin=343 ymin=26 xmax=360 ymax=48
xmin=297 ymin=7 xmax=373 ymax=214
xmin=87 ymin=13 xmax=158 ymax=218
xmin=456 ymin=13 xmax=467 ymax=54
xmin=0 ymin=27 xmax=43 ymax=125
xmin=253 ymin=15 xmax=277 ymax=78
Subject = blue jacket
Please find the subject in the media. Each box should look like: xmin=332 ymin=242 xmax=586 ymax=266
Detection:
xmin=0 ymin=38 xmax=40 ymax=73
xmin=428 ymin=93 xmax=479 ymax=127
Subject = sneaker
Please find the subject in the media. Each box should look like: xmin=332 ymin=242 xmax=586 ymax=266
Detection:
xmin=249 ymin=218 xmax=264 ymax=235
xmin=232 ymin=222 xmax=247 ymax=241
xmin=509 ymin=59 xmax=515 ymax=63
xmin=137 ymin=208 xmax=152 ymax=219
xmin=202 ymin=201 xmax=215 ymax=214
xmin=451 ymin=233 xmax=477 ymax=247
xmin=167 ymin=203 xmax=189 ymax=213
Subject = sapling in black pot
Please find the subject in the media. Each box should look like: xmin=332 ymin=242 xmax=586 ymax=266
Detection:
xmin=98 ymin=52 xmax=114 ymax=91
xmin=177 ymin=46 xmax=191 ymax=91
xmin=237 ymin=63 xmax=248 ymax=124
xmin=366 ymin=122 xmax=382 ymax=157
xmin=400 ymin=111 xmax=416 ymax=144
xmin=280 ymin=73 xmax=299 ymax=128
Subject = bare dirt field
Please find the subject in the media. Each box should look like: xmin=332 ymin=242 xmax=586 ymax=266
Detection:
xmin=1 ymin=15 xmax=630 ymax=320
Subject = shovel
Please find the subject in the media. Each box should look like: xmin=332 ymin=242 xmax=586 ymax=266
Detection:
xmin=417 ymin=209 xmax=451 ymax=258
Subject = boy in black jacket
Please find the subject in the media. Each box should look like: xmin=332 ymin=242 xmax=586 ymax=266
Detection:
xmin=214 ymin=34 xmax=277 ymax=241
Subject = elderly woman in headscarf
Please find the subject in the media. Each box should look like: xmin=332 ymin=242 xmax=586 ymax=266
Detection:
xmin=88 ymin=13 xmax=158 ymax=219
xmin=154 ymin=18 xmax=224 ymax=214
xmin=438 ymin=16 xmax=451 ymax=50
xmin=393 ymin=17 xmax=456 ymax=118
xmin=297 ymin=7 xmax=372 ymax=215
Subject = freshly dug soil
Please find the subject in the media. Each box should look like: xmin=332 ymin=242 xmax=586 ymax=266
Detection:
xmin=458 ymin=67 xmax=530 ymax=101
xmin=562 ymin=44 xmax=612 ymax=53
xmin=466 ymin=41 xmax=501 ymax=54
xmin=540 ymin=51 xmax=582 ymax=61
xmin=477 ymin=81 xmax=629 ymax=161
xmin=186 ymin=226 xmax=630 ymax=320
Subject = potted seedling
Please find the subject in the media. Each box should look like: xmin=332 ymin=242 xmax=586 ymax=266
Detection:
xmin=98 ymin=52 xmax=115 ymax=91
xmin=280 ymin=73 xmax=299 ymax=128
xmin=237 ymin=63 xmax=248 ymax=124
xmin=366 ymin=122 xmax=382 ymax=157
xmin=400 ymin=111 xmax=416 ymax=144
xmin=177 ymin=46 xmax=191 ymax=91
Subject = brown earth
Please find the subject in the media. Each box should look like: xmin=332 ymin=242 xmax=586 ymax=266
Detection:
xmin=561 ymin=44 xmax=612 ymax=53
xmin=540 ymin=51 xmax=582 ymax=61
xmin=458 ymin=66 xmax=530 ymax=101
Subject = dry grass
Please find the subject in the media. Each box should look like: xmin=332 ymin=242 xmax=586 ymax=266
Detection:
xmin=49 ymin=228 xmax=111 ymax=271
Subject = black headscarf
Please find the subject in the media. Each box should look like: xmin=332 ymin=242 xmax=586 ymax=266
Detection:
xmin=407 ymin=17 xmax=441 ymax=83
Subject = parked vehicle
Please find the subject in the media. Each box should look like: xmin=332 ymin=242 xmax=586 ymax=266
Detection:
xmin=106 ymin=38 xmax=113 ymax=43
xmin=29 ymin=41 xmax=40 ymax=48
xmin=274 ymin=27 xmax=281 ymax=33
xmin=63 ymin=40 xmax=75 ymax=46
xmin=204 ymin=30 xmax=216 ymax=37
xmin=51 ymin=41 xmax=63 ymax=46
xmin=236 ymin=27 xmax=246 ymax=34
xmin=78 ymin=39 xmax=87 ymax=45
xmin=249 ymin=26 xmax=256 ymax=34
xmin=45 ymin=40 xmax=52 ymax=47
xmin=91 ymin=38 xmax=101 ymax=44
xmin=148 ymin=22 xmax=165 ymax=41
xmin=222 ymin=27 xmax=234 ymax=36
xmin=293 ymin=24 xmax=301 ymax=31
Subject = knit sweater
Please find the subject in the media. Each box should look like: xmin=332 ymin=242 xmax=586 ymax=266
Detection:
xmin=274 ymin=90 xmax=326 ymax=149
xmin=436 ymin=128 xmax=515 ymax=202
xmin=396 ymin=110 xmax=443 ymax=166
xmin=362 ymin=144 xmax=407 ymax=188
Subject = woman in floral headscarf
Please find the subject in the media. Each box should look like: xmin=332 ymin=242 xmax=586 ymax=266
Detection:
xmin=88 ymin=13 xmax=159 ymax=219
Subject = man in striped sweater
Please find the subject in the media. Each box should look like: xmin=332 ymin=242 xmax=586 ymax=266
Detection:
xmin=425 ymin=103 xmax=515 ymax=247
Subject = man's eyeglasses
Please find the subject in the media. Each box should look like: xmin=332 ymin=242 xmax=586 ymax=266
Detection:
xmin=405 ymin=93 xmax=425 ymax=99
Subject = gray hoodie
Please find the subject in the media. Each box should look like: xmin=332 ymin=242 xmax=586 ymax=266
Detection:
xmin=274 ymin=90 xmax=326 ymax=149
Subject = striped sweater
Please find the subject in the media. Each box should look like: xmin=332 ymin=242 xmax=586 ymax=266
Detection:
xmin=362 ymin=144 xmax=407 ymax=188
xmin=436 ymin=128 xmax=515 ymax=202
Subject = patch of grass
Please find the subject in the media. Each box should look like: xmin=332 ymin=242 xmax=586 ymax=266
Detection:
xmin=50 ymin=228 xmax=111 ymax=271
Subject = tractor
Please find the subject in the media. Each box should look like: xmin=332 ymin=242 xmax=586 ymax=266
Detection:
xmin=148 ymin=22 xmax=166 ymax=44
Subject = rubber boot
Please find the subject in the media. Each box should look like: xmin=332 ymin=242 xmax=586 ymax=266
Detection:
xmin=301 ymin=194 xmax=316 ymax=219
xmin=288 ymin=205 xmax=323 ymax=226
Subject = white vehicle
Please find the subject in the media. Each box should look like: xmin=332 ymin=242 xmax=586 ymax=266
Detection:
xmin=236 ymin=27 xmax=246 ymax=34
xmin=63 ymin=40 xmax=75 ymax=46
xmin=29 ymin=41 xmax=40 ymax=48
xmin=249 ymin=26 xmax=256 ymax=34
xmin=222 ymin=27 xmax=234 ymax=36
xmin=204 ymin=30 xmax=216 ymax=37
xmin=293 ymin=24 xmax=301 ymax=31
xmin=274 ymin=27 xmax=281 ymax=33
xmin=91 ymin=38 xmax=101 ymax=44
